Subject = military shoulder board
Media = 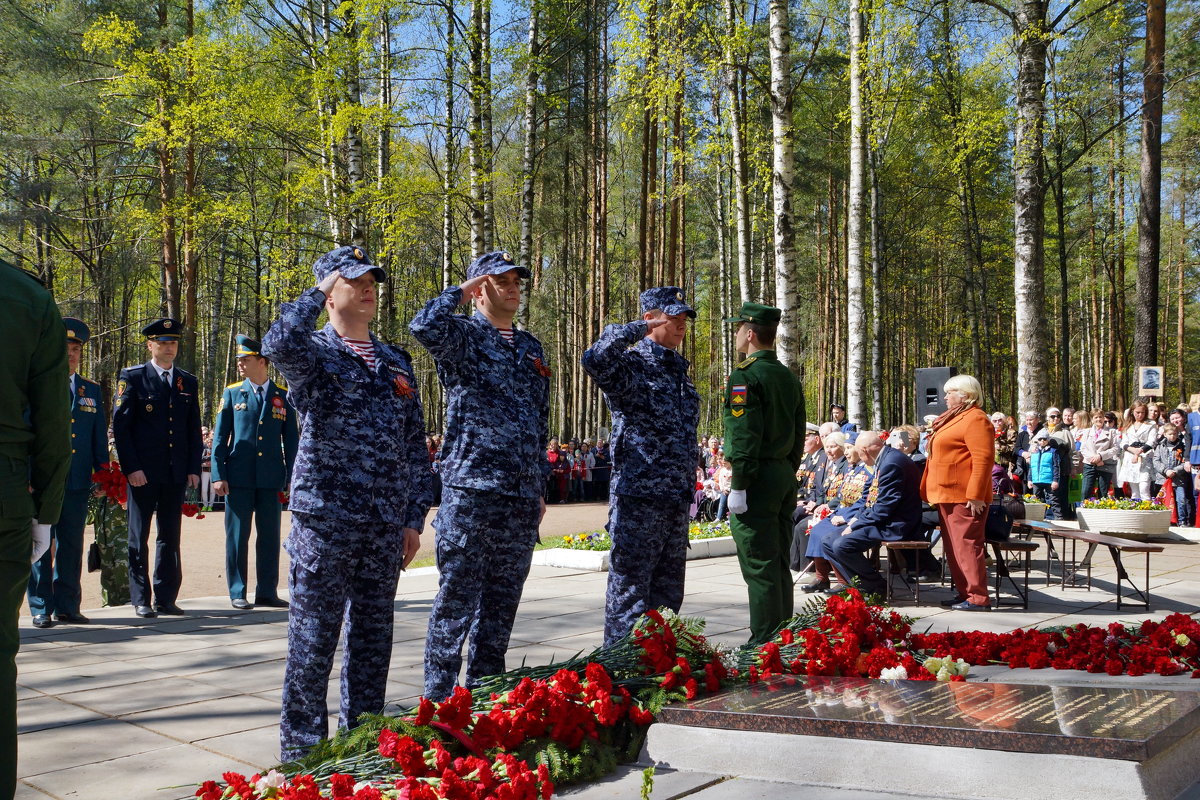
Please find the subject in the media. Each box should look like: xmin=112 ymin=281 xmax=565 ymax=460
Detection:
xmin=735 ymin=356 xmax=757 ymax=369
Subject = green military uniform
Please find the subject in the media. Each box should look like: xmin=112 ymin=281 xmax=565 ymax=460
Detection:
xmin=722 ymin=302 xmax=806 ymax=644
xmin=0 ymin=259 xmax=70 ymax=798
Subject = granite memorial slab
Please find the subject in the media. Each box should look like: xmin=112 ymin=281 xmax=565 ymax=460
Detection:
xmin=656 ymin=675 xmax=1200 ymax=761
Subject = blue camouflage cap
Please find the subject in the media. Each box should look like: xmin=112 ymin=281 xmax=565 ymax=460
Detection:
xmin=62 ymin=317 xmax=90 ymax=345
xmin=142 ymin=317 xmax=182 ymax=341
xmin=235 ymin=334 xmax=262 ymax=357
xmin=466 ymin=251 xmax=530 ymax=281
xmin=312 ymin=245 xmax=387 ymax=284
xmin=640 ymin=286 xmax=696 ymax=318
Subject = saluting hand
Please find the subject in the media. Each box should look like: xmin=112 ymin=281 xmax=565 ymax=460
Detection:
xmin=317 ymin=269 xmax=341 ymax=296
xmin=644 ymin=318 xmax=671 ymax=333
xmin=457 ymin=275 xmax=491 ymax=302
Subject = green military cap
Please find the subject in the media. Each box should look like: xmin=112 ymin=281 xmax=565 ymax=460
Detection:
xmin=725 ymin=301 xmax=782 ymax=325
xmin=235 ymin=334 xmax=262 ymax=357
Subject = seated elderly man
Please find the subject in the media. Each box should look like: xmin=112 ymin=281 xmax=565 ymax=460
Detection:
xmin=821 ymin=430 xmax=922 ymax=596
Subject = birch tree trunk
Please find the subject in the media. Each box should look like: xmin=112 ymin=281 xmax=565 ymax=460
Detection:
xmin=468 ymin=0 xmax=489 ymax=257
xmin=518 ymin=0 xmax=539 ymax=327
xmin=442 ymin=1 xmax=456 ymax=285
xmin=1134 ymin=0 xmax=1164 ymax=368
xmin=1011 ymin=0 xmax=1051 ymax=414
xmin=768 ymin=0 xmax=798 ymax=370
xmin=845 ymin=0 xmax=868 ymax=422
xmin=724 ymin=0 xmax=752 ymax=304
xmin=869 ymin=152 xmax=883 ymax=428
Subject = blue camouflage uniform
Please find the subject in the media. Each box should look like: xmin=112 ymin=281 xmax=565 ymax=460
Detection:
xmin=409 ymin=251 xmax=550 ymax=701
xmin=112 ymin=318 xmax=203 ymax=613
xmin=261 ymin=246 xmax=432 ymax=762
xmin=28 ymin=319 xmax=108 ymax=624
xmin=581 ymin=287 xmax=700 ymax=645
xmin=210 ymin=334 xmax=299 ymax=605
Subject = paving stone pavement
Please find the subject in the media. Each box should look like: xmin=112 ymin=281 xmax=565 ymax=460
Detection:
xmin=15 ymin=527 xmax=1200 ymax=799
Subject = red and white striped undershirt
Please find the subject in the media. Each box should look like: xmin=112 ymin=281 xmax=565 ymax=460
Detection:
xmin=497 ymin=327 xmax=514 ymax=344
xmin=342 ymin=337 xmax=377 ymax=370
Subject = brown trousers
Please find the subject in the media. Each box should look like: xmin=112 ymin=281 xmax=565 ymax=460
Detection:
xmin=937 ymin=502 xmax=989 ymax=606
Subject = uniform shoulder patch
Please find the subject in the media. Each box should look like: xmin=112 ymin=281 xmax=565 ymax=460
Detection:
xmin=735 ymin=356 xmax=758 ymax=369
xmin=226 ymin=381 xmax=243 ymax=389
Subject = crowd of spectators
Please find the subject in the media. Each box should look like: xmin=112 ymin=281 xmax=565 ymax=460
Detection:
xmin=542 ymin=437 xmax=611 ymax=503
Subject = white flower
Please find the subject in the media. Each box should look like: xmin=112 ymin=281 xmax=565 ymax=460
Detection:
xmin=879 ymin=666 xmax=908 ymax=680
xmin=936 ymin=666 xmax=953 ymax=682
xmin=923 ymin=657 xmax=944 ymax=675
xmin=1176 ymin=633 xmax=1191 ymax=647
xmin=354 ymin=781 xmax=374 ymax=793
xmin=254 ymin=770 xmax=286 ymax=795
xmin=954 ymin=658 xmax=971 ymax=677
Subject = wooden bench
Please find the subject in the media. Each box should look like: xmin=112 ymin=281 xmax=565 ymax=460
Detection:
xmin=878 ymin=540 xmax=933 ymax=605
xmin=1012 ymin=519 xmax=1164 ymax=610
xmin=987 ymin=539 xmax=1040 ymax=609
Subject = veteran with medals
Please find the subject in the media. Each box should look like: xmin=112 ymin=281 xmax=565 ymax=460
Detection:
xmin=722 ymin=302 xmax=807 ymax=644
xmin=112 ymin=318 xmax=203 ymax=618
xmin=211 ymin=335 xmax=299 ymax=610
xmin=27 ymin=319 xmax=108 ymax=628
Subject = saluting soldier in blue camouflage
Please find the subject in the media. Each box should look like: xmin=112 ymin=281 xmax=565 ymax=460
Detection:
xmin=27 ymin=318 xmax=108 ymax=629
xmin=582 ymin=287 xmax=700 ymax=645
xmin=211 ymin=334 xmax=299 ymax=610
xmin=112 ymin=318 xmax=203 ymax=618
xmin=262 ymin=246 xmax=432 ymax=762
xmin=409 ymin=251 xmax=550 ymax=701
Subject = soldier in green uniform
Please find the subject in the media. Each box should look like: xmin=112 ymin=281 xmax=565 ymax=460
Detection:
xmin=0 ymin=259 xmax=71 ymax=799
xmin=722 ymin=302 xmax=806 ymax=645
xmin=211 ymin=335 xmax=299 ymax=610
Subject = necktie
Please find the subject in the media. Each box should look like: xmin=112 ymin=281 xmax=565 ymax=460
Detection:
xmin=68 ymin=375 xmax=74 ymax=401
xmin=162 ymin=371 xmax=171 ymax=392
xmin=256 ymin=386 xmax=264 ymax=405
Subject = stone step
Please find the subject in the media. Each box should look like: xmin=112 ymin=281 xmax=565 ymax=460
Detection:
xmin=640 ymin=676 xmax=1200 ymax=800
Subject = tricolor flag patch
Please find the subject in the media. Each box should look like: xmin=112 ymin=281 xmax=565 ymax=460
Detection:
xmin=731 ymin=384 xmax=747 ymax=405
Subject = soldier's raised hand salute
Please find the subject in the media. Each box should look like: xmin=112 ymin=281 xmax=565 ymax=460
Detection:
xmin=317 ymin=268 xmax=340 ymax=296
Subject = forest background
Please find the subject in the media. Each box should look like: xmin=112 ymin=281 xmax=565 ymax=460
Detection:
xmin=1 ymin=0 xmax=1197 ymax=440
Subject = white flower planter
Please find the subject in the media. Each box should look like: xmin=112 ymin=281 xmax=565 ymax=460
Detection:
xmin=1023 ymin=503 xmax=1046 ymax=522
xmin=1075 ymin=508 xmax=1173 ymax=539
xmin=531 ymin=535 xmax=738 ymax=572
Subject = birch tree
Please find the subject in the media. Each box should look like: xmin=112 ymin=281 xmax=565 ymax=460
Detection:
xmin=845 ymin=0 xmax=868 ymax=422
xmin=768 ymin=0 xmax=799 ymax=369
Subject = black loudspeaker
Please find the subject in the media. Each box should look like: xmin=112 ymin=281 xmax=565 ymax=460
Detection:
xmin=915 ymin=367 xmax=958 ymax=421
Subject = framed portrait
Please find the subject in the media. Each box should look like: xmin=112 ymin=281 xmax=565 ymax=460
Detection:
xmin=1138 ymin=366 xmax=1163 ymax=397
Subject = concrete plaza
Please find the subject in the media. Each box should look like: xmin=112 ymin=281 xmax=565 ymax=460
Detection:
xmin=15 ymin=526 xmax=1200 ymax=799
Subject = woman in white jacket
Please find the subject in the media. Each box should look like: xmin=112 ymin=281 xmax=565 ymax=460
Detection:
xmin=1117 ymin=401 xmax=1158 ymax=500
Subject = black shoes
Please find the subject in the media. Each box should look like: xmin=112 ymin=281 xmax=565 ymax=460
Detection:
xmin=231 ymin=599 xmax=253 ymax=610
xmin=800 ymin=580 xmax=830 ymax=594
xmin=55 ymin=612 xmax=90 ymax=624
xmin=939 ymin=596 xmax=967 ymax=608
xmin=154 ymin=604 xmax=186 ymax=616
xmin=134 ymin=605 xmax=158 ymax=618
xmin=254 ymin=597 xmax=289 ymax=609
xmin=31 ymin=615 xmax=54 ymax=629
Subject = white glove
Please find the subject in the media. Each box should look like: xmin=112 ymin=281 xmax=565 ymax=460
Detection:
xmin=728 ymin=489 xmax=748 ymax=516
xmin=31 ymin=523 xmax=52 ymax=563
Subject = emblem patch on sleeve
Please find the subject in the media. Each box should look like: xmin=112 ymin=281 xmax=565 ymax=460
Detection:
xmin=731 ymin=384 xmax=747 ymax=405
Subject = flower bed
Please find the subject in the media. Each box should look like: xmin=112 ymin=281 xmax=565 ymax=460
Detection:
xmin=197 ymin=592 xmax=1200 ymax=799
xmin=1077 ymin=497 xmax=1172 ymax=538
xmin=534 ymin=522 xmax=737 ymax=571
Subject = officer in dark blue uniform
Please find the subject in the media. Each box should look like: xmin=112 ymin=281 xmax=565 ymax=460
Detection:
xmin=112 ymin=318 xmax=203 ymax=618
xmin=263 ymin=246 xmax=432 ymax=762
xmin=410 ymin=251 xmax=551 ymax=701
xmin=28 ymin=318 xmax=108 ymax=628
xmin=211 ymin=335 xmax=299 ymax=610
xmin=582 ymin=287 xmax=700 ymax=645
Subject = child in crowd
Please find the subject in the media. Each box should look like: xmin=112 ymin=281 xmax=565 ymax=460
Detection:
xmin=1028 ymin=429 xmax=1062 ymax=519
xmin=1153 ymin=423 xmax=1195 ymax=527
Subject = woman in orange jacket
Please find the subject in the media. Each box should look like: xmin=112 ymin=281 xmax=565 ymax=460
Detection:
xmin=920 ymin=374 xmax=995 ymax=610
